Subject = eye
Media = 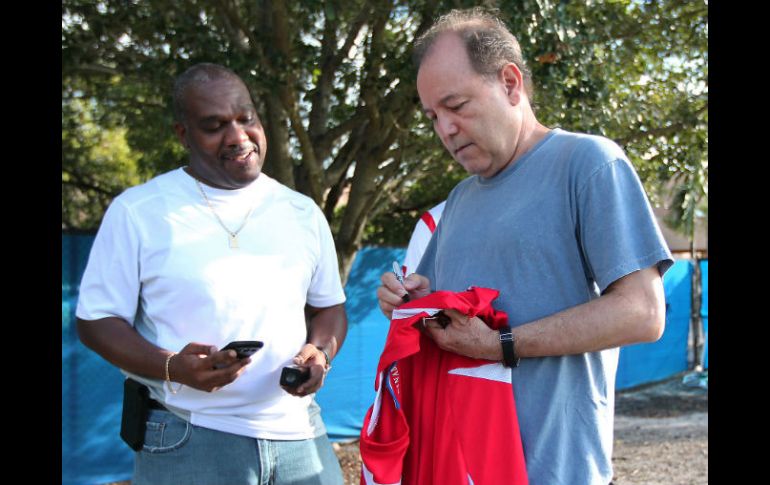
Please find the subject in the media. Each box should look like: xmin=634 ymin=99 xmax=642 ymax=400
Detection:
xmin=240 ymin=111 xmax=258 ymax=125
xmin=202 ymin=123 xmax=222 ymax=132
xmin=448 ymin=101 xmax=466 ymax=112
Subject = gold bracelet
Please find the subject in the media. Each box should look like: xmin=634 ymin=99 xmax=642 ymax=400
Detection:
xmin=165 ymin=352 xmax=183 ymax=394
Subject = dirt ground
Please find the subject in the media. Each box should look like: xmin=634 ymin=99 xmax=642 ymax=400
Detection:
xmin=334 ymin=371 xmax=708 ymax=485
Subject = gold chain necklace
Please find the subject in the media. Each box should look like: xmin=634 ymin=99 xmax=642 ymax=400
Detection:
xmin=194 ymin=179 xmax=255 ymax=249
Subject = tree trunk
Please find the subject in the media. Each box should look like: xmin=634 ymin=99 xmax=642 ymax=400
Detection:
xmin=689 ymin=229 xmax=703 ymax=369
xmin=262 ymin=96 xmax=295 ymax=189
xmin=335 ymin=155 xmax=385 ymax=285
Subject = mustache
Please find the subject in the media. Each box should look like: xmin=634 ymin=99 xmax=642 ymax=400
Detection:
xmin=222 ymin=143 xmax=259 ymax=158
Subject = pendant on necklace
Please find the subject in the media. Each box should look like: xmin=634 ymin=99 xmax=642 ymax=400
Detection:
xmin=229 ymin=234 xmax=239 ymax=249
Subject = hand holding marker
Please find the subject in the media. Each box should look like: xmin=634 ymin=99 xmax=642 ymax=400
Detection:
xmin=392 ymin=261 xmax=410 ymax=303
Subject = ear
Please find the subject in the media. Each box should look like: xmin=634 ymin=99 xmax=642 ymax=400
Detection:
xmin=499 ymin=63 xmax=523 ymax=106
xmin=173 ymin=122 xmax=188 ymax=149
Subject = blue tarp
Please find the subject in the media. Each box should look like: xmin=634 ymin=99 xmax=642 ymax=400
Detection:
xmin=701 ymin=259 xmax=708 ymax=369
xmin=62 ymin=235 xmax=134 ymax=485
xmin=62 ymin=237 xmax=705 ymax=483
xmin=316 ymin=247 xmax=405 ymax=440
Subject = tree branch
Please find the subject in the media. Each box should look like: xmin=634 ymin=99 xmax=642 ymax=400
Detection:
xmin=213 ymin=0 xmax=253 ymax=54
xmin=63 ymin=173 xmax=120 ymax=198
xmin=267 ymin=0 xmax=324 ymax=203
xmin=68 ymin=63 xmax=122 ymax=77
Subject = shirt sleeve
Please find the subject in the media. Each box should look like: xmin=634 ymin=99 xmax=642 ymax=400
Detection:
xmin=576 ymin=156 xmax=674 ymax=292
xmin=75 ymin=197 xmax=142 ymax=324
xmin=306 ymin=205 xmax=347 ymax=308
xmin=403 ymin=219 xmax=433 ymax=276
xmin=403 ymin=201 xmax=446 ymax=276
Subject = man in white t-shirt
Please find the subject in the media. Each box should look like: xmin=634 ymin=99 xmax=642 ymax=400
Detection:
xmin=76 ymin=63 xmax=347 ymax=485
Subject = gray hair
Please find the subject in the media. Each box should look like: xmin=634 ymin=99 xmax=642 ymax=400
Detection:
xmin=413 ymin=7 xmax=534 ymax=97
xmin=172 ymin=63 xmax=246 ymax=123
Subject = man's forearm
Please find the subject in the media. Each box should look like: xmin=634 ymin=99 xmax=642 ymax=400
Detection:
xmin=513 ymin=266 xmax=666 ymax=358
xmin=433 ymin=266 xmax=666 ymax=361
xmin=306 ymin=303 xmax=348 ymax=360
xmin=77 ymin=317 xmax=170 ymax=380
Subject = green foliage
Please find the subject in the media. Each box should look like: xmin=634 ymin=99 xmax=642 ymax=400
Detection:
xmin=62 ymin=96 xmax=143 ymax=230
xmin=497 ymin=0 xmax=708 ymax=222
xmin=62 ymin=0 xmax=707 ymax=253
xmin=363 ymin=161 xmax=467 ymax=246
xmin=365 ymin=0 xmax=708 ymax=244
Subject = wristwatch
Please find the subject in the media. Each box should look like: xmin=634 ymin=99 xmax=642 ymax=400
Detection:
xmin=317 ymin=346 xmax=332 ymax=371
xmin=499 ymin=325 xmax=520 ymax=368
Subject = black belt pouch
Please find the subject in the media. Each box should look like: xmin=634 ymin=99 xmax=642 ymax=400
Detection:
xmin=120 ymin=378 xmax=150 ymax=451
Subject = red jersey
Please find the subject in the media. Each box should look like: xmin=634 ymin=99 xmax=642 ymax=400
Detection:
xmin=360 ymin=287 xmax=528 ymax=485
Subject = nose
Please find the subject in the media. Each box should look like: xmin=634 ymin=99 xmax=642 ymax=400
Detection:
xmin=224 ymin=122 xmax=250 ymax=147
xmin=435 ymin=114 xmax=459 ymax=140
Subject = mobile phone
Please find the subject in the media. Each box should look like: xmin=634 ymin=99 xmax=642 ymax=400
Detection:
xmin=221 ymin=340 xmax=264 ymax=359
xmin=280 ymin=365 xmax=310 ymax=388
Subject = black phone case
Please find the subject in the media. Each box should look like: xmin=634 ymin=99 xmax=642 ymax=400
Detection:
xmin=221 ymin=340 xmax=264 ymax=359
xmin=280 ymin=366 xmax=310 ymax=387
xmin=120 ymin=378 xmax=150 ymax=451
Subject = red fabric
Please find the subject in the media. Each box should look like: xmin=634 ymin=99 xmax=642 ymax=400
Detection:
xmin=420 ymin=210 xmax=438 ymax=233
xmin=360 ymin=287 xmax=528 ymax=485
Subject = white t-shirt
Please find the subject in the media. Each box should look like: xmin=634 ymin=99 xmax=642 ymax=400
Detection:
xmin=401 ymin=201 xmax=445 ymax=276
xmin=76 ymin=168 xmax=346 ymax=440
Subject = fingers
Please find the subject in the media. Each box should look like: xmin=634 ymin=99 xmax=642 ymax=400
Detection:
xmin=422 ymin=314 xmax=497 ymax=360
xmin=291 ymin=344 xmax=324 ymax=394
xmin=403 ymin=273 xmax=431 ymax=295
xmin=376 ymin=272 xmax=434 ymax=319
xmin=292 ymin=343 xmax=323 ymax=366
xmin=422 ymin=317 xmax=449 ymax=347
xmin=376 ymin=287 xmax=399 ymax=320
xmin=295 ymin=365 xmax=325 ymax=395
xmin=179 ymin=342 xmax=218 ymax=356
xmin=422 ymin=315 xmax=445 ymax=331
xmin=377 ymin=274 xmax=403 ymax=319
xmin=171 ymin=344 xmax=251 ymax=392
xmin=442 ymin=308 xmax=470 ymax=326
xmin=209 ymin=348 xmax=250 ymax=369
xmin=207 ymin=358 xmax=250 ymax=388
xmin=282 ymin=364 xmax=326 ymax=397
xmin=380 ymin=272 xmax=410 ymax=301
xmin=282 ymin=343 xmax=327 ymax=396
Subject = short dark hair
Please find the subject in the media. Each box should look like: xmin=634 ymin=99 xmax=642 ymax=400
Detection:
xmin=413 ymin=8 xmax=534 ymax=97
xmin=172 ymin=63 xmax=246 ymax=123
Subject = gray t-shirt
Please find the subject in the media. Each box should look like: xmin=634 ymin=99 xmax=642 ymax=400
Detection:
xmin=417 ymin=128 xmax=673 ymax=484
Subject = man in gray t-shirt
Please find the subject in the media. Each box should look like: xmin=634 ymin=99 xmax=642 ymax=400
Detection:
xmin=376 ymin=9 xmax=673 ymax=485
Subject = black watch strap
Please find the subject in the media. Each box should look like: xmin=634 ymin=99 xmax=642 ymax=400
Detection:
xmin=499 ymin=325 xmax=520 ymax=368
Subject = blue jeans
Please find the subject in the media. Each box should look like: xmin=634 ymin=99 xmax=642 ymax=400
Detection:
xmin=133 ymin=409 xmax=344 ymax=485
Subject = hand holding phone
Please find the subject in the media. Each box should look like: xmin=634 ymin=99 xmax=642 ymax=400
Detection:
xmin=280 ymin=365 xmax=310 ymax=388
xmin=220 ymin=340 xmax=264 ymax=359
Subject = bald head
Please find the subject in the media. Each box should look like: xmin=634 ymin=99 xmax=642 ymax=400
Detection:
xmin=414 ymin=8 xmax=533 ymax=98
xmin=173 ymin=63 xmax=249 ymax=124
